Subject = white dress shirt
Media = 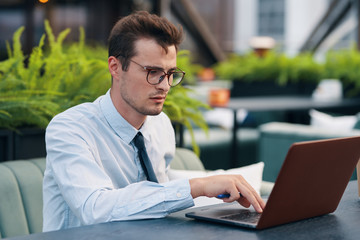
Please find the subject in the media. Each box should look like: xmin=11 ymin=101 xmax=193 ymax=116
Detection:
xmin=43 ymin=90 xmax=194 ymax=231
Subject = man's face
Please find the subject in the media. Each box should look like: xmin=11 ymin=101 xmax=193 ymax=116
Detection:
xmin=111 ymin=38 xmax=177 ymax=120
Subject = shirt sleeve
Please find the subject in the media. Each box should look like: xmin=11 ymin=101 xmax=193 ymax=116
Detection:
xmin=45 ymin=114 xmax=194 ymax=226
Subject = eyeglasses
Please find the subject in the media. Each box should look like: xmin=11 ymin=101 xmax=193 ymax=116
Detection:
xmin=129 ymin=59 xmax=185 ymax=87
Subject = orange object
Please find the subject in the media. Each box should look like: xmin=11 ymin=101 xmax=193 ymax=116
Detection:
xmin=208 ymin=88 xmax=230 ymax=107
xmin=198 ymin=68 xmax=215 ymax=82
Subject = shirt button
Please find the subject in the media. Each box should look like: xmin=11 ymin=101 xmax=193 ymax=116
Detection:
xmin=176 ymin=192 xmax=182 ymax=198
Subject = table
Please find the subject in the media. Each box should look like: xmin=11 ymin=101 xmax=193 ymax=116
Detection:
xmin=7 ymin=181 xmax=360 ymax=240
xmin=225 ymin=96 xmax=360 ymax=167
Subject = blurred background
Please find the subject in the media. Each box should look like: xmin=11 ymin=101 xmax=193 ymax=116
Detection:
xmin=1 ymin=0 xmax=360 ymax=180
xmin=1 ymin=3 xmax=360 ymax=239
xmin=1 ymin=0 xmax=357 ymax=63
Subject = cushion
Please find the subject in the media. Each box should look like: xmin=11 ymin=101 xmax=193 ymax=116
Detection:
xmin=168 ymin=162 xmax=264 ymax=207
xmin=309 ymin=109 xmax=358 ymax=131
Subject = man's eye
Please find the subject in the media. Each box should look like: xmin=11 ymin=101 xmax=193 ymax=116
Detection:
xmin=148 ymin=69 xmax=160 ymax=75
xmin=159 ymin=75 xmax=166 ymax=81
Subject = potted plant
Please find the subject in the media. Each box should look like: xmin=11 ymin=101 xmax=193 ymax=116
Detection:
xmin=212 ymin=51 xmax=323 ymax=97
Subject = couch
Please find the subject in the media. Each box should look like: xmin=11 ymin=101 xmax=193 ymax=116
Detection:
xmin=258 ymin=122 xmax=360 ymax=182
xmin=0 ymin=158 xmax=45 ymax=239
xmin=0 ymin=148 xmax=273 ymax=239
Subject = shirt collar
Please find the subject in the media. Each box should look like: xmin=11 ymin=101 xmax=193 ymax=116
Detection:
xmin=100 ymin=90 xmax=138 ymax=144
xmin=139 ymin=116 xmax=152 ymax=142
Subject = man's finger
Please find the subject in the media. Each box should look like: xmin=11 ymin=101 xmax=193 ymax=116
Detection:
xmin=235 ymin=182 xmax=264 ymax=213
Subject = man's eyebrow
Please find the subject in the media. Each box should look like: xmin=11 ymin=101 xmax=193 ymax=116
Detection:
xmin=145 ymin=65 xmax=163 ymax=70
xmin=145 ymin=65 xmax=178 ymax=71
xmin=168 ymin=67 xmax=178 ymax=71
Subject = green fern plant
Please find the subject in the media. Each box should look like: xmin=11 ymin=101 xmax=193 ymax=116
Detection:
xmin=0 ymin=27 xmax=60 ymax=130
xmin=164 ymin=86 xmax=210 ymax=155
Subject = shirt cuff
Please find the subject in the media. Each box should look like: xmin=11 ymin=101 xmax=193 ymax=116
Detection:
xmin=162 ymin=178 xmax=194 ymax=213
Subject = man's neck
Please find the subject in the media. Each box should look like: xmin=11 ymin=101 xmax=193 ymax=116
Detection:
xmin=109 ymin=88 xmax=146 ymax=130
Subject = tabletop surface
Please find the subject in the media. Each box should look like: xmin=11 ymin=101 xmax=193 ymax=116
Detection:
xmin=6 ymin=181 xmax=360 ymax=240
xmin=226 ymin=96 xmax=360 ymax=111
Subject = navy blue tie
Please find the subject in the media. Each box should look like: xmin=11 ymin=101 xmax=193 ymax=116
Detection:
xmin=133 ymin=132 xmax=158 ymax=183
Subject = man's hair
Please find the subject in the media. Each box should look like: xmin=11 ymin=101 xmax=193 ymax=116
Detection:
xmin=108 ymin=11 xmax=183 ymax=71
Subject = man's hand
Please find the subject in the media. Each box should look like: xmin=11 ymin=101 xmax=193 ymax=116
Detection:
xmin=189 ymin=175 xmax=266 ymax=213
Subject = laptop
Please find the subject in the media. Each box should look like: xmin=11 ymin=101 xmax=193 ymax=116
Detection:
xmin=186 ymin=136 xmax=360 ymax=229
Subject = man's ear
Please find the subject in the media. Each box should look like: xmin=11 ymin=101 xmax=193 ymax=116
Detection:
xmin=108 ymin=56 xmax=122 ymax=81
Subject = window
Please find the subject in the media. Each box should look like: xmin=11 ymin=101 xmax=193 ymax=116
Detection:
xmin=258 ymin=0 xmax=285 ymax=40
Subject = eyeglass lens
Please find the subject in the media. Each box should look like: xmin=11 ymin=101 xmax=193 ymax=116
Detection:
xmin=147 ymin=69 xmax=183 ymax=86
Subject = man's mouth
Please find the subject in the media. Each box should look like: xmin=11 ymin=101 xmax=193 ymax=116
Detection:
xmin=150 ymin=95 xmax=166 ymax=103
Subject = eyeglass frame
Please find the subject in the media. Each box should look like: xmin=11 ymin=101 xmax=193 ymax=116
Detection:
xmin=114 ymin=54 xmax=185 ymax=87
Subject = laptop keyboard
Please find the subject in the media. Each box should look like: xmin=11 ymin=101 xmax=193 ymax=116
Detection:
xmin=220 ymin=210 xmax=261 ymax=224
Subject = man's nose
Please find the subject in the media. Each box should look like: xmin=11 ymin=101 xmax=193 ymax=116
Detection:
xmin=156 ymin=75 xmax=171 ymax=91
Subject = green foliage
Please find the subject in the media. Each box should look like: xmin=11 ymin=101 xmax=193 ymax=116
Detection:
xmin=213 ymin=51 xmax=323 ymax=86
xmin=0 ymin=92 xmax=60 ymax=130
xmin=285 ymin=53 xmax=323 ymax=85
xmin=0 ymin=21 xmax=112 ymax=129
xmin=164 ymin=86 xmax=210 ymax=155
xmin=322 ymin=47 xmax=360 ymax=97
xmin=163 ymin=50 xmax=210 ymax=154
xmin=176 ymin=50 xmax=203 ymax=85
xmin=40 ymin=20 xmax=110 ymax=107
xmin=214 ymin=48 xmax=360 ymax=97
xmin=0 ymin=26 xmax=61 ymax=130
xmin=0 ymin=21 xmax=209 ymax=153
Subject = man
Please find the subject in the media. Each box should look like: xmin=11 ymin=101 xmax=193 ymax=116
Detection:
xmin=43 ymin=11 xmax=265 ymax=232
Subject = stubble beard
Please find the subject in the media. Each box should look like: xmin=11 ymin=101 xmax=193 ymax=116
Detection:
xmin=120 ymin=86 xmax=165 ymax=116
